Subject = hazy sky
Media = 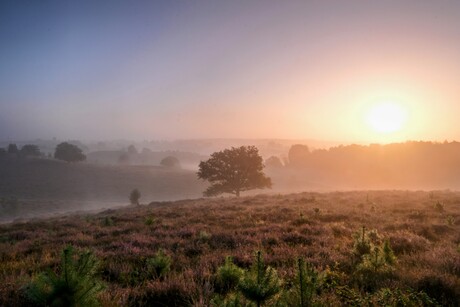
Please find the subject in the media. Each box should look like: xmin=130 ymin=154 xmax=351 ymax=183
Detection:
xmin=1 ymin=0 xmax=460 ymax=143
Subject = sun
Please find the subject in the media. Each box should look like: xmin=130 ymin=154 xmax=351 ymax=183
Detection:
xmin=365 ymin=102 xmax=407 ymax=134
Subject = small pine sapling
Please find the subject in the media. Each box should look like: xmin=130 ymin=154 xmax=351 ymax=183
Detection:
xmin=216 ymin=256 xmax=244 ymax=294
xmin=145 ymin=249 xmax=171 ymax=279
xmin=25 ymin=246 xmax=104 ymax=307
xmin=238 ymin=251 xmax=282 ymax=307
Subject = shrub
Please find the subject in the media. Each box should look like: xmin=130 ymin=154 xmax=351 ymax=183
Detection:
xmin=24 ymin=246 xmax=104 ymax=306
xmin=145 ymin=249 xmax=171 ymax=279
xmin=283 ymin=258 xmax=320 ymax=307
xmin=54 ymin=142 xmax=86 ymax=163
xmin=160 ymin=156 xmax=181 ymax=168
xmin=215 ymin=256 xmax=244 ymax=294
xmin=238 ymin=251 xmax=282 ymax=307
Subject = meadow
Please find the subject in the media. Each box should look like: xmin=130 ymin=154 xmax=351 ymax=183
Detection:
xmin=0 ymin=190 xmax=459 ymax=306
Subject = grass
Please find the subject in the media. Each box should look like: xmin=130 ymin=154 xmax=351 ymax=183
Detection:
xmin=0 ymin=190 xmax=459 ymax=305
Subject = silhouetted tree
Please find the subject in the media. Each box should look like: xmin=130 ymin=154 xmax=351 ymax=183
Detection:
xmin=54 ymin=142 xmax=86 ymax=163
xmin=197 ymin=146 xmax=272 ymax=197
xmin=288 ymin=144 xmax=310 ymax=167
xmin=118 ymin=153 xmax=130 ymax=165
xmin=265 ymin=156 xmax=283 ymax=168
xmin=127 ymin=145 xmax=138 ymax=155
xmin=130 ymin=189 xmax=141 ymax=205
xmin=7 ymin=144 xmax=18 ymax=154
xmin=160 ymin=156 xmax=181 ymax=168
xmin=20 ymin=144 xmax=41 ymax=157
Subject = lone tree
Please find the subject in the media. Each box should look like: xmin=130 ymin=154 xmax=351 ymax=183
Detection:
xmin=197 ymin=146 xmax=272 ymax=197
xmin=160 ymin=156 xmax=181 ymax=168
xmin=54 ymin=142 xmax=86 ymax=163
xmin=129 ymin=189 xmax=141 ymax=205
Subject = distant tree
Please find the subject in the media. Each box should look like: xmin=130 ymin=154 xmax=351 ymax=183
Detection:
xmin=7 ymin=143 xmax=18 ymax=154
xmin=118 ymin=153 xmax=130 ymax=165
xmin=130 ymin=189 xmax=141 ymax=205
xmin=20 ymin=144 xmax=41 ymax=157
xmin=265 ymin=156 xmax=283 ymax=168
xmin=288 ymin=144 xmax=310 ymax=167
xmin=127 ymin=145 xmax=138 ymax=155
xmin=54 ymin=142 xmax=86 ymax=163
xmin=160 ymin=156 xmax=181 ymax=168
xmin=197 ymin=146 xmax=272 ymax=197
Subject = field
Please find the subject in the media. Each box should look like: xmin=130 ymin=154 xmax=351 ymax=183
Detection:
xmin=0 ymin=157 xmax=207 ymax=223
xmin=1 ymin=190 xmax=459 ymax=306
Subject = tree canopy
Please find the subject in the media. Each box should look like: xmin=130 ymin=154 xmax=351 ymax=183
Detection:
xmin=54 ymin=142 xmax=86 ymax=163
xmin=20 ymin=144 xmax=41 ymax=157
xmin=197 ymin=146 xmax=272 ymax=197
xmin=160 ymin=156 xmax=181 ymax=168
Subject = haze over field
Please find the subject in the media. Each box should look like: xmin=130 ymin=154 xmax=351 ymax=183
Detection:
xmin=1 ymin=0 xmax=460 ymax=144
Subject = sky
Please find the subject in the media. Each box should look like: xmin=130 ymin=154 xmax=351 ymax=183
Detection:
xmin=1 ymin=0 xmax=460 ymax=143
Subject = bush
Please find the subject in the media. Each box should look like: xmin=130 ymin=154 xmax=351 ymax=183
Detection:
xmin=238 ymin=251 xmax=282 ymax=307
xmin=160 ymin=156 xmax=181 ymax=168
xmin=215 ymin=256 xmax=244 ymax=294
xmin=146 ymin=250 xmax=171 ymax=279
xmin=54 ymin=142 xmax=86 ymax=163
xmin=24 ymin=246 xmax=104 ymax=306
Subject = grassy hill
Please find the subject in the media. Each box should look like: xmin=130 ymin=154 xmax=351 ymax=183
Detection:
xmin=0 ymin=191 xmax=459 ymax=305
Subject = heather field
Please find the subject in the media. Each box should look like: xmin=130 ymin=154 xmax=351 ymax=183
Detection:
xmin=1 ymin=190 xmax=460 ymax=306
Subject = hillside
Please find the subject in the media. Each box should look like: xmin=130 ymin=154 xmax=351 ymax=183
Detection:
xmin=0 ymin=157 xmax=207 ymax=222
xmin=0 ymin=191 xmax=459 ymax=305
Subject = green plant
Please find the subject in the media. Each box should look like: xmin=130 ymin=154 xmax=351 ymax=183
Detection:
xmin=352 ymin=226 xmax=372 ymax=260
xmin=145 ymin=249 xmax=171 ymax=279
xmin=238 ymin=251 xmax=282 ymax=307
xmin=144 ymin=215 xmax=156 ymax=226
xmin=216 ymin=256 xmax=244 ymax=294
xmin=25 ymin=246 xmax=104 ymax=307
xmin=102 ymin=216 xmax=114 ymax=227
xmin=435 ymin=201 xmax=444 ymax=212
xmin=287 ymin=258 xmax=320 ymax=307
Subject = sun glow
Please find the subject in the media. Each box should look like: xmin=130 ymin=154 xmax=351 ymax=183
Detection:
xmin=366 ymin=102 xmax=408 ymax=134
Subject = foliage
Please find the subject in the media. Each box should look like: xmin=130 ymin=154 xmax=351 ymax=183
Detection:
xmin=7 ymin=143 xmax=19 ymax=154
xmin=265 ymin=156 xmax=283 ymax=168
xmin=129 ymin=189 xmax=141 ymax=205
xmin=352 ymin=226 xmax=372 ymax=260
xmin=239 ymin=251 xmax=282 ymax=307
xmin=197 ymin=146 xmax=272 ymax=197
xmin=54 ymin=142 xmax=86 ymax=163
xmin=284 ymin=258 xmax=321 ymax=307
xmin=25 ymin=246 xmax=104 ymax=307
xmin=145 ymin=249 xmax=171 ymax=279
xmin=160 ymin=156 xmax=181 ymax=168
xmin=20 ymin=144 xmax=41 ymax=157
xmin=216 ymin=256 xmax=245 ymax=294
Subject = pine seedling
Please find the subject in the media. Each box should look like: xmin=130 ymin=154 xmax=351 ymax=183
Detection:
xmin=238 ymin=251 xmax=282 ymax=307
xmin=216 ymin=256 xmax=244 ymax=294
xmin=25 ymin=246 xmax=104 ymax=307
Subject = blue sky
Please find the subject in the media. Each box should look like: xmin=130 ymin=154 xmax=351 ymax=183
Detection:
xmin=1 ymin=1 xmax=460 ymax=142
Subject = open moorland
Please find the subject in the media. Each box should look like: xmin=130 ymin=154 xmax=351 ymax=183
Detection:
xmin=0 ymin=157 xmax=206 ymax=222
xmin=1 ymin=190 xmax=459 ymax=306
